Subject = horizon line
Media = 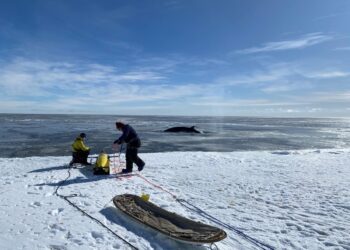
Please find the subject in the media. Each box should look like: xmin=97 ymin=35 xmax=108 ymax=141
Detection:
xmin=0 ymin=112 xmax=348 ymax=120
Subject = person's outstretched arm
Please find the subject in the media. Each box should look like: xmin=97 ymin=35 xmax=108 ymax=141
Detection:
xmin=75 ymin=140 xmax=90 ymax=151
xmin=114 ymin=125 xmax=130 ymax=144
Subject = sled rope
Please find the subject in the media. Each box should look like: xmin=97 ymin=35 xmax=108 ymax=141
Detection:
xmin=135 ymin=173 xmax=177 ymax=198
xmin=176 ymin=199 xmax=274 ymax=250
xmin=54 ymin=165 xmax=139 ymax=250
xmin=135 ymin=173 xmax=274 ymax=250
xmin=210 ymin=242 xmax=219 ymax=250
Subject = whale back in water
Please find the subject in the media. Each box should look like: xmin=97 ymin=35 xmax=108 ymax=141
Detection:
xmin=164 ymin=126 xmax=201 ymax=133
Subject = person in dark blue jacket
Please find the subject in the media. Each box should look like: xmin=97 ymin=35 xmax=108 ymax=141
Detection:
xmin=113 ymin=121 xmax=145 ymax=173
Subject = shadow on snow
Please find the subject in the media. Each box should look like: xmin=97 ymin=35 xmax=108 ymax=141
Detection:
xmin=28 ymin=164 xmax=68 ymax=173
xmin=33 ymin=164 xmax=119 ymax=187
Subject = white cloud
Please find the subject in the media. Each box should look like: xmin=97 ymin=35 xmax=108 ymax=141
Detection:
xmin=309 ymin=91 xmax=350 ymax=103
xmin=261 ymin=82 xmax=309 ymax=93
xmin=0 ymin=58 xmax=211 ymax=114
xmin=304 ymin=71 xmax=350 ymax=79
xmin=0 ymin=100 xmax=38 ymax=111
xmin=1 ymin=57 xmax=349 ymax=116
xmin=0 ymin=58 xmax=165 ymax=97
xmin=191 ymin=97 xmax=306 ymax=107
xmin=334 ymin=47 xmax=350 ymax=51
xmin=308 ymin=108 xmax=323 ymax=113
xmin=214 ymin=62 xmax=349 ymax=95
xmin=283 ymin=91 xmax=350 ymax=108
xmin=236 ymin=33 xmax=332 ymax=54
xmin=314 ymin=12 xmax=350 ymax=21
xmin=286 ymin=109 xmax=299 ymax=113
xmin=216 ymin=65 xmax=293 ymax=86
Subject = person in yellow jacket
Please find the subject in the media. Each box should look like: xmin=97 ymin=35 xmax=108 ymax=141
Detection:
xmin=93 ymin=151 xmax=110 ymax=175
xmin=69 ymin=133 xmax=91 ymax=165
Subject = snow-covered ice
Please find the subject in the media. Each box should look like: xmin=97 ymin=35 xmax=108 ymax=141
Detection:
xmin=0 ymin=149 xmax=350 ymax=249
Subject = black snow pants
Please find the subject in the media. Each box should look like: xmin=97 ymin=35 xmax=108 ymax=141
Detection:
xmin=71 ymin=150 xmax=90 ymax=164
xmin=125 ymin=138 xmax=144 ymax=171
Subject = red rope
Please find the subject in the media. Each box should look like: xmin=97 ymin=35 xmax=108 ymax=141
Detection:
xmin=135 ymin=173 xmax=177 ymax=199
xmin=110 ymin=149 xmax=125 ymax=174
xmin=134 ymin=174 xmax=273 ymax=250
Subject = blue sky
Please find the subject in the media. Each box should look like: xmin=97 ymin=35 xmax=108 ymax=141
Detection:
xmin=0 ymin=0 xmax=350 ymax=117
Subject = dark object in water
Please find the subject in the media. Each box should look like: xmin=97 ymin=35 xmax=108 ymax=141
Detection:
xmin=164 ymin=126 xmax=201 ymax=133
xmin=113 ymin=194 xmax=227 ymax=244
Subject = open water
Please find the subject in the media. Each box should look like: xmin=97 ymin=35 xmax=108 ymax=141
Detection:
xmin=0 ymin=114 xmax=350 ymax=157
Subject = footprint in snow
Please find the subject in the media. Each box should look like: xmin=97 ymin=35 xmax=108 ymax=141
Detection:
xmin=64 ymin=231 xmax=73 ymax=239
xmin=27 ymin=191 xmax=41 ymax=195
xmin=48 ymin=245 xmax=67 ymax=250
xmin=82 ymin=201 xmax=91 ymax=206
xmin=71 ymin=239 xmax=83 ymax=246
xmin=216 ymin=205 xmax=226 ymax=209
xmin=271 ymin=151 xmax=290 ymax=155
xmin=112 ymin=243 xmax=121 ymax=249
xmin=48 ymin=208 xmax=64 ymax=216
xmin=324 ymin=242 xmax=338 ymax=247
xmin=29 ymin=201 xmax=41 ymax=207
xmin=91 ymin=231 xmax=104 ymax=240
xmin=48 ymin=223 xmax=66 ymax=232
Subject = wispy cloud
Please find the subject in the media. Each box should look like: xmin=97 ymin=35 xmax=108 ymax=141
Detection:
xmin=313 ymin=11 xmax=350 ymax=21
xmin=214 ymin=62 xmax=350 ymax=93
xmin=334 ymin=47 xmax=350 ymax=51
xmin=308 ymin=91 xmax=350 ymax=103
xmin=0 ymin=100 xmax=39 ymax=112
xmin=215 ymin=64 xmax=294 ymax=86
xmin=0 ymin=58 xmax=209 ymax=114
xmin=261 ymin=81 xmax=311 ymax=93
xmin=1 ymin=57 xmax=349 ymax=115
xmin=304 ymin=71 xmax=350 ymax=79
xmin=191 ymin=98 xmax=305 ymax=107
xmin=0 ymin=58 xmax=165 ymax=97
xmin=236 ymin=33 xmax=332 ymax=54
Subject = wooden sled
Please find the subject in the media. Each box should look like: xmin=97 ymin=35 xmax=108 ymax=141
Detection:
xmin=113 ymin=194 xmax=227 ymax=244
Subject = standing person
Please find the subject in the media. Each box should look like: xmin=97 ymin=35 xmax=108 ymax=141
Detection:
xmin=70 ymin=132 xmax=91 ymax=166
xmin=113 ymin=121 xmax=145 ymax=173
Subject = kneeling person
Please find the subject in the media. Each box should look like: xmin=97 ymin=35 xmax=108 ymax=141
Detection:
xmin=93 ymin=151 xmax=110 ymax=175
xmin=70 ymin=133 xmax=91 ymax=165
